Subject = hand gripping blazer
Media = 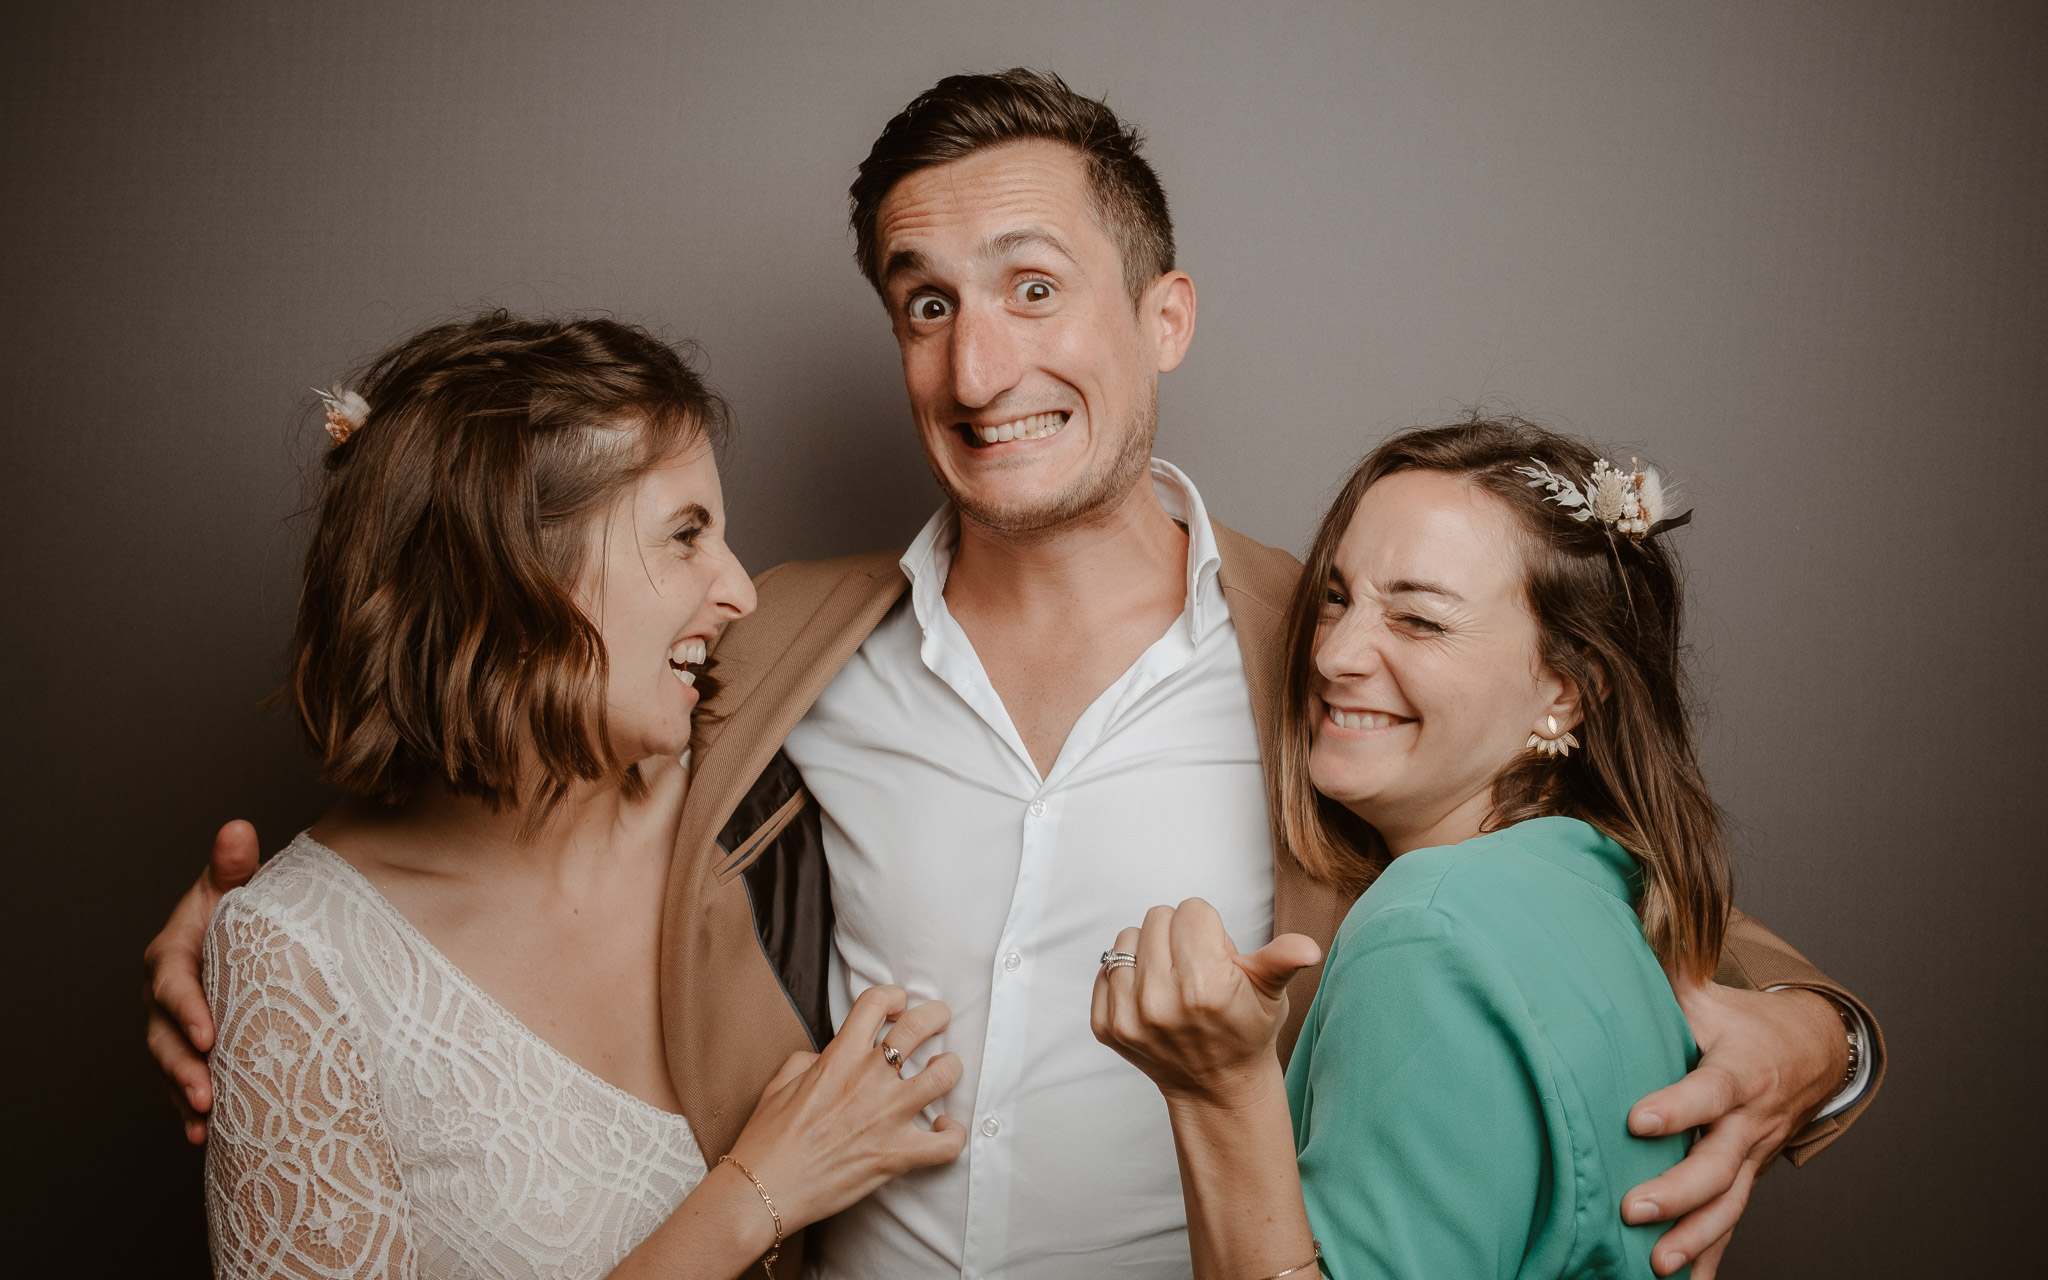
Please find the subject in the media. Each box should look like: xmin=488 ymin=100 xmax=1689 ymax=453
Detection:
xmin=657 ymin=519 xmax=1886 ymax=1276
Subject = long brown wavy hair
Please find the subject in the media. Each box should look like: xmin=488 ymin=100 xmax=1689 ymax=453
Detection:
xmin=288 ymin=311 xmax=728 ymax=820
xmin=1272 ymin=415 xmax=1729 ymax=978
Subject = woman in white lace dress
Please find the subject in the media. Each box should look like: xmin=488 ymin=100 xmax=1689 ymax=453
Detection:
xmin=202 ymin=313 xmax=966 ymax=1279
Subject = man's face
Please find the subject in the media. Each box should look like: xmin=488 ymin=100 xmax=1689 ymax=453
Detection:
xmin=874 ymin=140 xmax=1192 ymax=536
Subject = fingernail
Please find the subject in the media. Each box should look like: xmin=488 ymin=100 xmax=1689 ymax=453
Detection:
xmin=1627 ymin=1198 xmax=1656 ymax=1222
xmin=1661 ymin=1252 xmax=1686 ymax=1272
xmin=187 ymin=1024 xmax=204 ymax=1044
xmin=1632 ymin=1111 xmax=1661 ymax=1134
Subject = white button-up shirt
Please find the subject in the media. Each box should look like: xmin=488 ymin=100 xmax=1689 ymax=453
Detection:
xmin=785 ymin=461 xmax=1275 ymax=1279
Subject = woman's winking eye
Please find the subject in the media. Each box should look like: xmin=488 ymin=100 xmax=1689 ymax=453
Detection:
xmin=1393 ymin=613 xmax=1448 ymax=636
xmin=670 ymin=512 xmax=709 ymax=554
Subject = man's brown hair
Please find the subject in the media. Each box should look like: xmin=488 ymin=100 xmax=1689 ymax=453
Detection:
xmin=849 ymin=68 xmax=1175 ymax=303
xmin=1273 ymin=416 xmax=1731 ymax=979
xmin=288 ymin=311 xmax=727 ymax=817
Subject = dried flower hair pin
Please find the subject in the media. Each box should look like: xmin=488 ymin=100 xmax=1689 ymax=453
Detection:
xmin=314 ymin=383 xmax=370 ymax=444
xmin=1515 ymin=457 xmax=1693 ymax=541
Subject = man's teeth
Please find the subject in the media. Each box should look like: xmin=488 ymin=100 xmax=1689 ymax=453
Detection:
xmin=672 ymin=668 xmax=696 ymax=687
xmin=976 ymin=412 xmax=1067 ymax=444
xmin=1330 ymin=708 xmax=1400 ymax=731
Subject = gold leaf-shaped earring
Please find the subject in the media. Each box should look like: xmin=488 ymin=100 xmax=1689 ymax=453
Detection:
xmin=1526 ymin=714 xmax=1579 ymax=759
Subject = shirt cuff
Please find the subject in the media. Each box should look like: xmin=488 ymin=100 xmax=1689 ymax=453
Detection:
xmin=1766 ymin=985 xmax=1872 ymax=1120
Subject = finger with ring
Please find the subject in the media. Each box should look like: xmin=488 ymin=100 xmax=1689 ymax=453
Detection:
xmin=879 ymin=1041 xmax=905 ymax=1070
xmin=1100 ymin=950 xmax=1138 ymax=972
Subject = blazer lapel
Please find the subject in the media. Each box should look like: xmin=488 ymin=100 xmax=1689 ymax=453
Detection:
xmin=1211 ymin=518 xmax=1358 ymax=1060
xmin=677 ymin=551 xmax=908 ymax=872
xmin=660 ymin=550 xmax=907 ymax=1165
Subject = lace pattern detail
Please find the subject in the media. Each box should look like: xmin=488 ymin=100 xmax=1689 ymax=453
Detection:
xmin=203 ymin=837 xmax=706 ymax=1279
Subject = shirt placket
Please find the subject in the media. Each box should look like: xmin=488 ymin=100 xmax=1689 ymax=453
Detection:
xmin=957 ymin=775 xmax=1058 ymax=1280
xmin=914 ymin=609 xmax=1046 ymax=1279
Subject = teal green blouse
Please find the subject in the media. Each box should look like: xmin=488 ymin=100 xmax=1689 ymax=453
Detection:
xmin=1285 ymin=817 xmax=1696 ymax=1279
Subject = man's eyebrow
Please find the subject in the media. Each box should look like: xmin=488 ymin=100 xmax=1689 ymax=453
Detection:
xmin=881 ymin=228 xmax=1075 ymax=289
xmin=1384 ymin=578 xmax=1465 ymax=602
xmin=881 ymin=247 xmax=930 ymax=285
xmin=986 ymin=226 xmax=1076 ymax=262
xmin=664 ymin=501 xmax=711 ymax=527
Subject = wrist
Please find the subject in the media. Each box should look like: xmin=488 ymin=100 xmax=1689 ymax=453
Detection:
xmin=1162 ymin=1058 xmax=1287 ymax=1119
xmin=710 ymin=1155 xmax=783 ymax=1263
xmin=1767 ymin=985 xmax=1869 ymax=1119
xmin=632 ymin=1157 xmax=784 ymax=1277
xmin=1780 ymin=988 xmax=1851 ymax=1098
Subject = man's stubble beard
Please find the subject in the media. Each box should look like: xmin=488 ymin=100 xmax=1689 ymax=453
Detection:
xmin=941 ymin=387 xmax=1159 ymax=542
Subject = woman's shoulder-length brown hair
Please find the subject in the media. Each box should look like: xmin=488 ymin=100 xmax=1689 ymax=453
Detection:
xmin=1271 ymin=415 xmax=1730 ymax=979
xmin=289 ymin=310 xmax=727 ymax=818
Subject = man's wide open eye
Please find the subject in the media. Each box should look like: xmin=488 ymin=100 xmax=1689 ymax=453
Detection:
xmin=1016 ymin=279 xmax=1053 ymax=304
xmin=909 ymin=294 xmax=953 ymax=322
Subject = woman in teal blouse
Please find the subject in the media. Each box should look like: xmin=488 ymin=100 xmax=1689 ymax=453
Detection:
xmin=1093 ymin=418 xmax=1728 ymax=1279
xmin=1289 ymin=818 xmax=1694 ymax=1277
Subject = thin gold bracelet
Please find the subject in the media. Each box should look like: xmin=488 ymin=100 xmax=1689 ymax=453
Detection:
xmin=1257 ymin=1240 xmax=1321 ymax=1280
xmin=717 ymin=1153 xmax=783 ymax=1278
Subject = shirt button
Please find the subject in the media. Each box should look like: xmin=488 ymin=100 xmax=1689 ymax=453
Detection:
xmin=980 ymin=1115 xmax=1001 ymax=1137
xmin=1028 ymin=799 xmax=1047 ymax=817
xmin=1003 ymin=952 xmax=1021 ymax=971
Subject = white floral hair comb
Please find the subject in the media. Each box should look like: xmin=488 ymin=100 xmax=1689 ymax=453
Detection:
xmin=314 ymin=383 xmax=370 ymax=444
xmin=1515 ymin=457 xmax=1692 ymax=540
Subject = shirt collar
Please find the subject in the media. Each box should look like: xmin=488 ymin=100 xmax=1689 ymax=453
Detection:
xmin=899 ymin=459 xmax=1227 ymax=643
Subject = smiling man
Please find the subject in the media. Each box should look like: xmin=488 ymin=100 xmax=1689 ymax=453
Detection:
xmin=146 ymin=70 xmax=1882 ymax=1279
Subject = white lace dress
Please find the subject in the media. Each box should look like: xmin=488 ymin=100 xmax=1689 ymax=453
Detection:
xmin=202 ymin=834 xmax=707 ymax=1279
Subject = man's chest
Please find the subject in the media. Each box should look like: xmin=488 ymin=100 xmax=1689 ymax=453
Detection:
xmin=781 ymin=608 xmax=1278 ymax=985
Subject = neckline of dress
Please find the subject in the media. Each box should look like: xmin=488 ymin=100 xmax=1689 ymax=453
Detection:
xmin=288 ymin=832 xmax=697 ymax=1133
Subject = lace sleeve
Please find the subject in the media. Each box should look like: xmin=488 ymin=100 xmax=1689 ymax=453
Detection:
xmin=203 ymin=895 xmax=416 ymax=1279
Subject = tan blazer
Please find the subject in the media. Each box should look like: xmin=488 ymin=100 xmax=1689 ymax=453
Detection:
xmin=660 ymin=519 xmax=1883 ymax=1272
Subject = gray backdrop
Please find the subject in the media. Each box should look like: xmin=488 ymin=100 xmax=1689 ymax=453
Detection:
xmin=4 ymin=1 xmax=2040 ymax=1272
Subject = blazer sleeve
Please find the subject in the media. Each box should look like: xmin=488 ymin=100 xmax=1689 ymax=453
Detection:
xmin=1716 ymin=908 xmax=1886 ymax=1164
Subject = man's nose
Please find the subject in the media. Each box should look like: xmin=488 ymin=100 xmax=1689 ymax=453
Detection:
xmin=948 ymin=300 xmax=1023 ymax=410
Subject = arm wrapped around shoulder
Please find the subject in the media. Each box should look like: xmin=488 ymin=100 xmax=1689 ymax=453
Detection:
xmin=1715 ymin=908 xmax=1886 ymax=1163
xmin=202 ymin=897 xmax=416 ymax=1278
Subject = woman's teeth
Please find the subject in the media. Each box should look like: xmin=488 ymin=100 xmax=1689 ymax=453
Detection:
xmin=975 ymin=411 xmax=1067 ymax=444
xmin=1329 ymin=708 xmax=1400 ymax=730
xmin=669 ymin=638 xmax=707 ymax=687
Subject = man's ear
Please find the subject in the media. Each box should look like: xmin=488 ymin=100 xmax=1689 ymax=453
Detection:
xmin=1148 ymin=270 xmax=1196 ymax=373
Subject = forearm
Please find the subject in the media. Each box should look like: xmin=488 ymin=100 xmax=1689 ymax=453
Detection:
xmin=611 ymin=1161 xmax=781 ymax=1280
xmin=1163 ymin=1062 xmax=1316 ymax=1280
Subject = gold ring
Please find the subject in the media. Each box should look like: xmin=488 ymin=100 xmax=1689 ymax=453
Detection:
xmin=879 ymin=1042 xmax=905 ymax=1069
